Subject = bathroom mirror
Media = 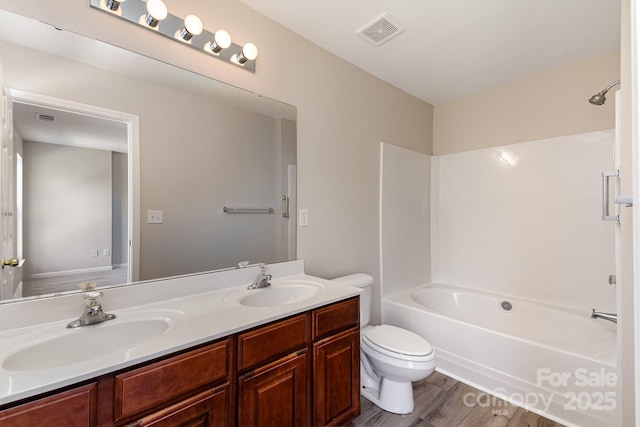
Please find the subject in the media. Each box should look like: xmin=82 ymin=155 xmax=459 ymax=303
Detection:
xmin=0 ymin=8 xmax=297 ymax=302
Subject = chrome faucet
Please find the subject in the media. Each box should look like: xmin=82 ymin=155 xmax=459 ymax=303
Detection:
xmin=247 ymin=264 xmax=272 ymax=290
xmin=591 ymin=309 xmax=617 ymax=324
xmin=67 ymin=282 xmax=116 ymax=328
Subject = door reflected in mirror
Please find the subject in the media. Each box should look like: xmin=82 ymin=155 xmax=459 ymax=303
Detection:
xmin=14 ymin=101 xmax=130 ymax=297
xmin=0 ymin=8 xmax=297 ymax=302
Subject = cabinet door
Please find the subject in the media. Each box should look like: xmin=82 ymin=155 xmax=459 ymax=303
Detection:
xmin=0 ymin=383 xmax=97 ymax=427
xmin=238 ymin=351 xmax=308 ymax=427
xmin=313 ymin=328 xmax=360 ymax=426
xmin=126 ymin=383 xmax=228 ymax=427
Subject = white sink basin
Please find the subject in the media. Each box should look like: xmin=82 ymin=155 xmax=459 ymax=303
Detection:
xmin=225 ymin=281 xmax=323 ymax=308
xmin=240 ymin=285 xmax=318 ymax=307
xmin=3 ymin=319 xmax=171 ymax=371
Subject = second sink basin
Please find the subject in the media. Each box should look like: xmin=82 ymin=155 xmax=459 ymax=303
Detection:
xmin=3 ymin=318 xmax=172 ymax=371
xmin=225 ymin=280 xmax=323 ymax=308
xmin=240 ymin=285 xmax=318 ymax=307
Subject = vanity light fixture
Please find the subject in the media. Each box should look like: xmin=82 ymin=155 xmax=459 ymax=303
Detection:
xmin=144 ymin=0 xmax=167 ymax=28
xmin=90 ymin=0 xmax=257 ymax=72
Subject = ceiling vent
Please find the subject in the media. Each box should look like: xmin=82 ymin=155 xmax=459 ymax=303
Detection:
xmin=35 ymin=113 xmax=57 ymax=123
xmin=356 ymin=13 xmax=405 ymax=46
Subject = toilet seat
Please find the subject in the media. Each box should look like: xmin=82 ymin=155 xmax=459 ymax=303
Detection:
xmin=362 ymin=325 xmax=434 ymax=362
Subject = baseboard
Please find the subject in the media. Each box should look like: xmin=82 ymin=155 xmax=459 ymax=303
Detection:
xmin=29 ymin=266 xmax=114 ymax=279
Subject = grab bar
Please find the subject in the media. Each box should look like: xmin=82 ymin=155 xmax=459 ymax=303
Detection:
xmin=601 ymin=169 xmax=619 ymax=222
xmin=282 ymin=195 xmax=289 ymax=219
xmin=223 ymin=207 xmax=274 ymax=214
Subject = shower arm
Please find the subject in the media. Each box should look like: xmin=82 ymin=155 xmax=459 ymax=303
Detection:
xmin=598 ymin=80 xmax=621 ymax=96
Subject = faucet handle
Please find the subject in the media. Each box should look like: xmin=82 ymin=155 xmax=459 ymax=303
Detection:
xmin=259 ymin=263 xmax=267 ymax=275
xmin=79 ymin=281 xmax=97 ymax=292
xmin=84 ymin=291 xmax=103 ymax=307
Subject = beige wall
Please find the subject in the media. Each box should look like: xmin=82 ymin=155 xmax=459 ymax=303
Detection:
xmin=23 ymin=141 xmax=112 ymax=276
xmin=433 ymin=51 xmax=620 ymax=155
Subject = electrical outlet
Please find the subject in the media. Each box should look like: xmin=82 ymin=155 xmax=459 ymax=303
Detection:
xmin=103 ymin=249 xmax=111 ymax=256
xmin=299 ymin=208 xmax=309 ymax=227
xmin=147 ymin=210 xmax=163 ymax=224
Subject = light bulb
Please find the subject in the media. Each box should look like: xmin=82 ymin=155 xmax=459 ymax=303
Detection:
xmin=180 ymin=14 xmax=203 ymax=40
xmin=242 ymin=43 xmax=258 ymax=60
xmin=237 ymin=42 xmax=258 ymax=64
xmin=210 ymin=30 xmax=231 ymax=53
xmin=145 ymin=0 xmax=167 ymax=27
xmin=215 ymin=30 xmax=231 ymax=49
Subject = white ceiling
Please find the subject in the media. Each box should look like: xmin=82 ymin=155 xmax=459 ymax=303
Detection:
xmin=12 ymin=103 xmax=128 ymax=153
xmin=238 ymin=0 xmax=621 ymax=105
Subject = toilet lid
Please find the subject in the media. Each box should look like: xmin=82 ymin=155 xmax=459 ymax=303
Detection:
xmin=363 ymin=325 xmax=433 ymax=357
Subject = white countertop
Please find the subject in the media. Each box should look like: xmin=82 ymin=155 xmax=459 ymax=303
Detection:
xmin=0 ymin=261 xmax=361 ymax=405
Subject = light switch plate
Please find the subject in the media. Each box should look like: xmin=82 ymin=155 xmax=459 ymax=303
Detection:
xmin=147 ymin=210 xmax=163 ymax=224
xmin=299 ymin=208 xmax=309 ymax=227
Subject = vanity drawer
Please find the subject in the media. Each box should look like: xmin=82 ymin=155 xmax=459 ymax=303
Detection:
xmin=312 ymin=297 xmax=359 ymax=340
xmin=0 ymin=383 xmax=97 ymax=427
xmin=113 ymin=338 xmax=230 ymax=422
xmin=237 ymin=313 xmax=310 ymax=371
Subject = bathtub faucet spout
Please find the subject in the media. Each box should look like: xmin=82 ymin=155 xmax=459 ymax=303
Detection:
xmin=591 ymin=309 xmax=617 ymax=324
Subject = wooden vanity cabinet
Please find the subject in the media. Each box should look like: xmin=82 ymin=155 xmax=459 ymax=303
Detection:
xmin=0 ymin=296 xmax=361 ymax=427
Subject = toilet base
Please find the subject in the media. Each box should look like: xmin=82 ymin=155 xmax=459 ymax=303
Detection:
xmin=361 ymin=377 xmax=415 ymax=415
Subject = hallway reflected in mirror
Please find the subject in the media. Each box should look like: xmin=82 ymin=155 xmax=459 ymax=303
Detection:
xmin=22 ymin=267 xmax=128 ymax=297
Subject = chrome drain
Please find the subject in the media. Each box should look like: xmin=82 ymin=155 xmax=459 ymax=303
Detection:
xmin=500 ymin=300 xmax=513 ymax=311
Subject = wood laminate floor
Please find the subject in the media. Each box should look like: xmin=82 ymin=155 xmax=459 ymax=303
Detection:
xmin=351 ymin=371 xmax=565 ymax=427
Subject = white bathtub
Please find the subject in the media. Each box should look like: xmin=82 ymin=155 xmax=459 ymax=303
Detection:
xmin=384 ymin=284 xmax=619 ymax=427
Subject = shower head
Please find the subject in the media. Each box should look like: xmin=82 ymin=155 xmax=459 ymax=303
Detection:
xmin=588 ymin=92 xmax=607 ymax=105
xmin=589 ymin=80 xmax=621 ymax=105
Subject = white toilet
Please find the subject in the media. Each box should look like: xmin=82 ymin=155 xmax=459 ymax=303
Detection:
xmin=331 ymin=273 xmax=436 ymax=415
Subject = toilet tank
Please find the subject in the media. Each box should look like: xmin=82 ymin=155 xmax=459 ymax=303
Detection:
xmin=330 ymin=273 xmax=373 ymax=327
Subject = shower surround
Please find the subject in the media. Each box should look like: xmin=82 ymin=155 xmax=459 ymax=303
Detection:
xmin=430 ymin=129 xmax=615 ymax=311
xmin=379 ymin=130 xmax=618 ymax=426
